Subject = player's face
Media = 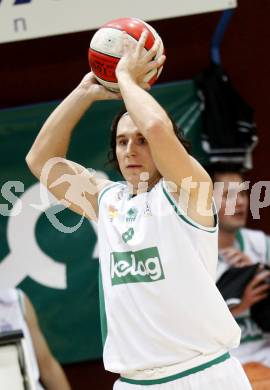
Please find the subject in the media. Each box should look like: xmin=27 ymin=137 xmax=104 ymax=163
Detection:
xmin=214 ymin=173 xmax=249 ymax=232
xmin=116 ymin=114 xmax=161 ymax=190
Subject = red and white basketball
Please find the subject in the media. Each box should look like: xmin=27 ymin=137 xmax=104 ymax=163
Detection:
xmin=88 ymin=17 xmax=164 ymax=92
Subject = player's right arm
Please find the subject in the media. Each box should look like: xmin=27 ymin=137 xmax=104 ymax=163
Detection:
xmin=26 ymin=73 xmax=119 ymax=220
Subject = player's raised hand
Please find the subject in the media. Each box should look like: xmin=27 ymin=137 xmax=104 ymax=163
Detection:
xmin=78 ymin=72 xmax=121 ymax=100
xmin=116 ymin=31 xmax=166 ymax=89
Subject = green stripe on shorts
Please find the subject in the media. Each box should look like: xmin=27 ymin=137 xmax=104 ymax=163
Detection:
xmin=120 ymin=352 xmax=230 ymax=385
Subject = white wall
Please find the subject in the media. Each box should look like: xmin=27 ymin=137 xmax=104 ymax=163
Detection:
xmin=0 ymin=0 xmax=237 ymax=44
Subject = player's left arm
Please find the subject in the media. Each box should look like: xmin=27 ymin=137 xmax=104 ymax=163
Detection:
xmin=24 ymin=294 xmax=71 ymax=390
xmin=116 ymin=32 xmax=213 ymax=225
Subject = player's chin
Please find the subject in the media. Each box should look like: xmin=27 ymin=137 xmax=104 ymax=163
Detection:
xmin=124 ymin=172 xmax=141 ymax=185
xmin=235 ymin=213 xmax=247 ymax=224
xmin=231 ymin=218 xmax=246 ymax=229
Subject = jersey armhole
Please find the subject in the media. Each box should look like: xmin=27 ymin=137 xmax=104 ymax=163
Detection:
xmin=161 ymin=179 xmax=218 ymax=233
xmin=98 ymin=182 xmax=123 ymax=206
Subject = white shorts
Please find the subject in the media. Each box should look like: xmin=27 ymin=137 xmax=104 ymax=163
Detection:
xmin=113 ymin=356 xmax=251 ymax=390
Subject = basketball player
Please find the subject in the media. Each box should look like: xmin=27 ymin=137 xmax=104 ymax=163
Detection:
xmin=26 ymin=31 xmax=251 ymax=389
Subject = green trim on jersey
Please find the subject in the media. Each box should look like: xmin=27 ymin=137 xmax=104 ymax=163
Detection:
xmin=236 ymin=230 xmax=245 ymax=251
xmin=121 ymin=352 xmax=230 ymax=385
xmin=98 ymin=269 xmax=108 ymax=346
xmin=161 ymin=182 xmax=217 ymax=233
xmin=98 ymin=183 xmax=121 ymax=206
xmin=16 ymin=289 xmax=25 ymax=317
xmin=236 ymin=229 xmax=270 ymax=263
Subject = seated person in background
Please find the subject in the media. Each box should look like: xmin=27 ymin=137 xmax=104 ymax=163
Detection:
xmin=208 ymin=164 xmax=270 ymax=389
xmin=0 ymin=288 xmax=71 ymax=390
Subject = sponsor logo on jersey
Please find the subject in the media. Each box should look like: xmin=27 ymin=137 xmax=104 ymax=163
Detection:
xmin=110 ymin=247 xmax=164 ymax=285
xmin=122 ymin=227 xmax=134 ymax=243
xmin=143 ymin=201 xmax=152 ymax=217
xmin=108 ymin=205 xmax=118 ymax=221
xmin=126 ymin=207 xmax=138 ymax=222
xmin=115 ymin=188 xmax=125 ymax=201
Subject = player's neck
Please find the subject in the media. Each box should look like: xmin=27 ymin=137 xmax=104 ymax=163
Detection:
xmin=218 ymin=229 xmax=236 ymax=249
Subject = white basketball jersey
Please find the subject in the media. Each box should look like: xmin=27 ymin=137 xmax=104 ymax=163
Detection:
xmin=0 ymin=289 xmax=40 ymax=383
xmin=218 ymin=228 xmax=270 ymax=366
xmin=98 ymin=179 xmax=241 ymax=375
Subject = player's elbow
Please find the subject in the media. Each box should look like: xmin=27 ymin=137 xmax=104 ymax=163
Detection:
xmin=145 ymin=117 xmax=173 ymax=139
xmin=25 ymin=153 xmax=42 ymax=179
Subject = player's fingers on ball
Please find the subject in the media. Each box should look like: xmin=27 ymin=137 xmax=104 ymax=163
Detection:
xmin=157 ymin=54 xmax=166 ymax=66
xmin=145 ymin=38 xmax=160 ymax=60
xmin=136 ymin=30 xmax=148 ymax=56
xmin=122 ymin=32 xmax=130 ymax=54
xmin=141 ymin=82 xmax=151 ymax=90
xmin=146 ymin=60 xmax=159 ymax=72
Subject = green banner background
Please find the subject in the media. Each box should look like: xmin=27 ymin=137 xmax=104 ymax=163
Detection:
xmin=0 ymin=80 xmax=206 ymax=363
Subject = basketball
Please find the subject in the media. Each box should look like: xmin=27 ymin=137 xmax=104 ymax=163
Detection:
xmin=88 ymin=17 xmax=164 ymax=92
